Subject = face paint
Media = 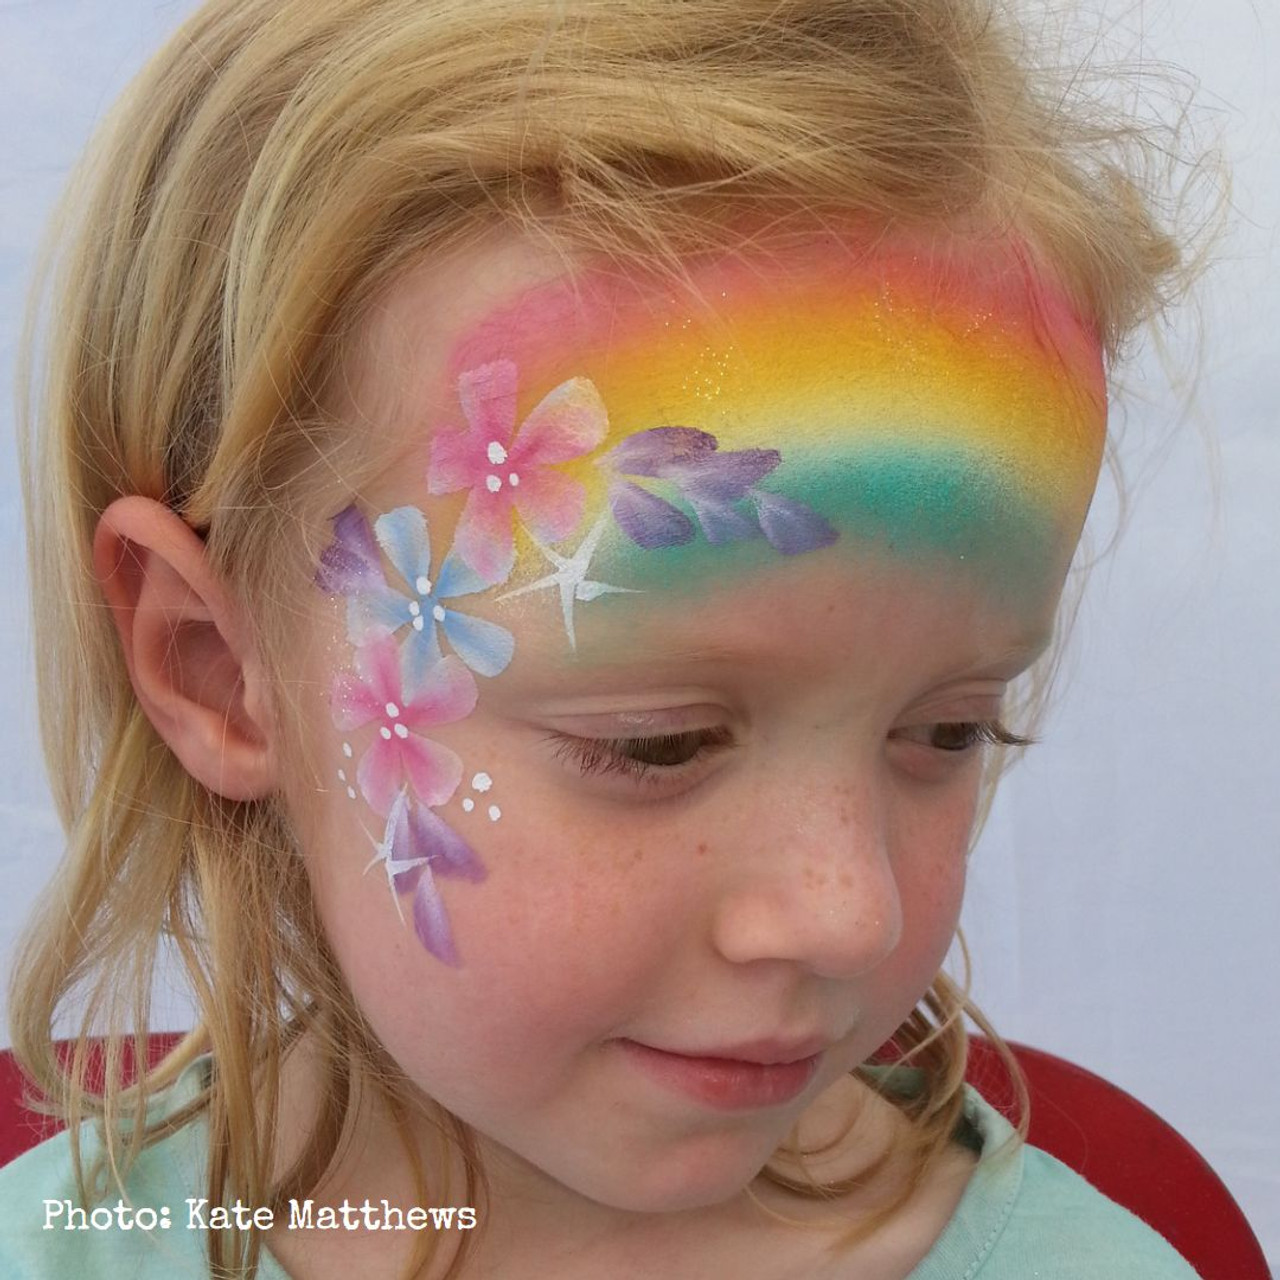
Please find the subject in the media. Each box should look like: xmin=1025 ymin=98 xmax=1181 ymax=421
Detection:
xmin=315 ymin=232 xmax=1106 ymax=961
xmin=317 ymin=509 xmax=509 ymax=965
xmin=460 ymin=771 xmax=502 ymax=822
xmin=444 ymin=234 xmax=1106 ymax=621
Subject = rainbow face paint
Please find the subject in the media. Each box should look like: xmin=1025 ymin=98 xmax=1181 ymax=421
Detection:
xmin=446 ymin=234 xmax=1106 ymax=615
xmin=315 ymin=233 xmax=1107 ymax=962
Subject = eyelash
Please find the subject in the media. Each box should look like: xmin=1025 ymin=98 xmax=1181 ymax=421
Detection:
xmin=546 ymin=727 xmax=735 ymax=785
xmin=546 ymin=720 xmax=1033 ymax=785
xmin=894 ymin=720 xmax=1036 ymax=753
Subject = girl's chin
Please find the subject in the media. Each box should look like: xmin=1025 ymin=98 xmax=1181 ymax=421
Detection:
xmin=527 ymin=1133 xmax=790 ymax=1218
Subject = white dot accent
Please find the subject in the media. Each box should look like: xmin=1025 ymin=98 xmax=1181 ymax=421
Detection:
xmin=486 ymin=440 xmax=508 ymax=465
xmin=413 ymin=617 xmax=425 ymax=631
xmin=380 ymin=727 xmax=392 ymax=741
xmin=416 ymin=576 xmax=432 ymax=595
xmin=337 ymin=769 xmax=347 ymax=783
xmin=409 ymin=601 xmax=422 ymax=617
xmin=488 ymin=805 xmax=502 ymax=822
xmin=508 ymin=472 xmax=521 ymax=487
xmin=394 ymin=724 xmax=409 ymax=739
xmin=346 ymin=786 xmax=357 ymax=800
xmin=433 ymin=605 xmax=446 ymax=622
xmin=472 ymin=772 xmax=493 ymax=793
xmin=486 ymin=475 xmax=503 ymax=493
xmin=342 ymin=742 xmax=354 ymax=758
xmin=385 ymin=702 xmax=400 ymax=718
xmin=462 ymin=798 xmax=475 ymax=813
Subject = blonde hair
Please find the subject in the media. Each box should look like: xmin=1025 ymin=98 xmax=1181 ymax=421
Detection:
xmin=11 ymin=0 xmax=1204 ymax=1276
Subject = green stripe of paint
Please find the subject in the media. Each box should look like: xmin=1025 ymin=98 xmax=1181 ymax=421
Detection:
xmin=590 ymin=445 xmax=1062 ymax=602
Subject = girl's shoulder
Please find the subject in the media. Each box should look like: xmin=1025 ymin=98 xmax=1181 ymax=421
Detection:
xmin=0 ymin=1055 xmax=288 ymax=1280
xmin=897 ymin=1071 xmax=1203 ymax=1279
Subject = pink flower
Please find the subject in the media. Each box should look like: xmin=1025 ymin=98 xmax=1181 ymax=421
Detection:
xmin=331 ymin=634 xmax=478 ymax=817
xmin=427 ymin=360 xmax=608 ymax=582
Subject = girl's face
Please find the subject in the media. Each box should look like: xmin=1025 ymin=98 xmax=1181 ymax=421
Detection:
xmin=283 ymin=227 xmax=1105 ymax=1215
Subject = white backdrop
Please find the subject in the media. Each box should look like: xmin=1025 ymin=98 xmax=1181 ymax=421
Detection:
xmin=1 ymin=0 xmax=1276 ymax=1268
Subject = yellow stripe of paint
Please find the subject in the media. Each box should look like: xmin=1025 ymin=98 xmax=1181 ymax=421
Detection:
xmin=528 ymin=289 xmax=1102 ymax=522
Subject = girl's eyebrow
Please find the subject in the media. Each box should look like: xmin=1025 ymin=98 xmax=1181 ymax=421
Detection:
xmin=946 ymin=633 xmax=1055 ymax=679
xmin=557 ymin=641 xmax=763 ymax=670
xmin=552 ymin=631 xmax=1053 ymax=680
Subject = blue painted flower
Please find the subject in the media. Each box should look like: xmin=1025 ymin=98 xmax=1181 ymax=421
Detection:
xmin=316 ymin=504 xmax=515 ymax=692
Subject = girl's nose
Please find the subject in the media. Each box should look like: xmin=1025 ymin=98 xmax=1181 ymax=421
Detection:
xmin=708 ymin=769 xmax=904 ymax=981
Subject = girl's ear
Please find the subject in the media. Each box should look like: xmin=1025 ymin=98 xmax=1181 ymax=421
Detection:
xmin=93 ymin=496 xmax=277 ymax=801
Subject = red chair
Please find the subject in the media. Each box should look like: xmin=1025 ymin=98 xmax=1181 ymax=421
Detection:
xmin=0 ymin=1033 xmax=185 ymax=1167
xmin=0 ymin=1035 xmax=1270 ymax=1279
xmin=963 ymin=1036 xmax=1271 ymax=1280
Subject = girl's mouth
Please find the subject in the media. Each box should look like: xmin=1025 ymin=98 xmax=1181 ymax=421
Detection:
xmin=615 ymin=1039 xmax=822 ymax=1110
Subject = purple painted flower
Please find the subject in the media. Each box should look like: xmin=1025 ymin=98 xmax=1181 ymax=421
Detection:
xmin=317 ymin=503 xmax=515 ymax=692
xmin=331 ymin=634 xmax=478 ymax=817
xmin=365 ymin=787 xmax=486 ymax=966
xmin=427 ymin=360 xmax=608 ymax=583
xmin=601 ymin=427 xmax=838 ymax=554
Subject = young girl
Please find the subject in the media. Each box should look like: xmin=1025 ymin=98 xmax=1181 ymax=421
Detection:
xmin=1 ymin=0 xmax=1209 ymax=1276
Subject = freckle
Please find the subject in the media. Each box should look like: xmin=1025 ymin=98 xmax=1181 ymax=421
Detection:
xmin=630 ymin=847 xmax=644 ymax=865
xmin=839 ymin=872 xmax=854 ymax=889
xmin=695 ymin=842 xmax=709 ymax=856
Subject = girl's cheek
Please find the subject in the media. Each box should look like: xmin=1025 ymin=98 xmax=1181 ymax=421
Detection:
xmin=907 ymin=806 xmax=972 ymax=957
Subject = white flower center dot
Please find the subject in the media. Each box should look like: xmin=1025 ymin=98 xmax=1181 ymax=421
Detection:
xmin=508 ymin=472 xmax=521 ymax=487
xmin=385 ymin=702 xmax=400 ymax=718
xmin=487 ymin=441 xmax=508 ymax=465
xmin=408 ymin=601 xmax=421 ymax=617
xmin=413 ymin=617 xmax=424 ymax=632
xmin=379 ymin=727 xmax=392 ymax=741
xmin=394 ymin=724 xmax=409 ymax=740
xmin=433 ymin=605 xmax=446 ymax=622
xmin=416 ymin=576 xmax=432 ymax=596
xmin=486 ymin=475 xmax=503 ymax=493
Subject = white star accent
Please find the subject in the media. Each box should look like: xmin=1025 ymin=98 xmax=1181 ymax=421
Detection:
xmin=362 ymin=791 xmax=430 ymax=927
xmin=495 ymin=513 xmax=640 ymax=650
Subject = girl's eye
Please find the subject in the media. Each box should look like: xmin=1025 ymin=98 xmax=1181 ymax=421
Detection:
xmin=546 ymin=726 xmax=735 ymax=785
xmin=891 ymin=720 xmax=1034 ymax=753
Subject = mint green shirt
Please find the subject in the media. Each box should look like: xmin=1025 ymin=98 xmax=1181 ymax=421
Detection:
xmin=0 ymin=1057 xmax=1201 ymax=1277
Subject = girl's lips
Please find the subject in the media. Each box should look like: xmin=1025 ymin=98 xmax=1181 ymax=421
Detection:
xmin=617 ymin=1039 xmax=822 ymax=1110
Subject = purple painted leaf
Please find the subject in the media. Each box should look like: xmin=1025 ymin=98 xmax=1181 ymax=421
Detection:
xmin=315 ymin=504 xmax=387 ymax=595
xmin=751 ymin=489 xmax=840 ymax=555
xmin=412 ymin=866 xmax=460 ymax=966
xmin=609 ymin=479 xmax=696 ymax=548
xmin=602 ymin=427 xmax=718 ymax=478
xmin=382 ymin=793 xmax=421 ymax=896
xmin=687 ymin=498 xmax=761 ymax=545
xmin=675 ymin=448 xmax=781 ymax=503
xmin=408 ymin=802 xmax=487 ymax=882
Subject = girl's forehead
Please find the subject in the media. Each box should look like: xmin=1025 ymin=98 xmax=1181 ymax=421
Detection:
xmin=352 ymin=229 xmax=1106 ymax=618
